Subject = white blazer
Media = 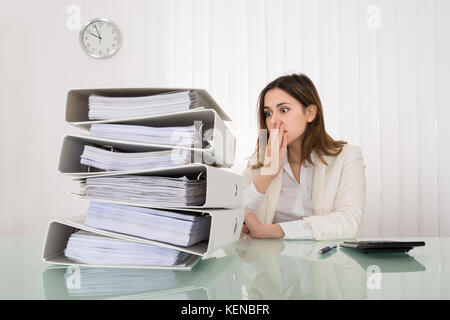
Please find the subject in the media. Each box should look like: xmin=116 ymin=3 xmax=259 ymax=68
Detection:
xmin=241 ymin=144 xmax=366 ymax=241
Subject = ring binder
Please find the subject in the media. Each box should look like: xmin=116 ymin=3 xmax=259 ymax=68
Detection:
xmin=65 ymin=88 xmax=232 ymax=123
xmin=104 ymin=145 xmax=116 ymax=152
xmin=43 ymin=210 xmax=244 ymax=265
xmin=63 ymin=107 xmax=236 ymax=167
xmin=71 ymin=164 xmax=243 ymax=209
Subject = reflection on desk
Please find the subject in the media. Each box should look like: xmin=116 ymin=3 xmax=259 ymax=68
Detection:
xmin=42 ymin=255 xmax=243 ymax=300
xmin=232 ymin=239 xmax=368 ymax=299
xmin=41 ymin=238 xmax=430 ymax=300
xmin=2 ymin=235 xmax=445 ymax=299
xmin=339 ymin=247 xmax=426 ymax=273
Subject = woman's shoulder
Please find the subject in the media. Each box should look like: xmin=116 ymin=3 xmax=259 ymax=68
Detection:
xmin=335 ymin=144 xmax=364 ymax=169
xmin=340 ymin=144 xmax=363 ymax=158
xmin=318 ymin=144 xmax=363 ymax=168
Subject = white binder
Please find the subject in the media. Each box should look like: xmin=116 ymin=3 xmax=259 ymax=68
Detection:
xmin=58 ymin=110 xmax=235 ymax=169
xmin=42 ymin=208 xmax=244 ymax=270
xmin=69 ymin=163 xmax=243 ymax=209
xmin=65 ymin=87 xmax=231 ymax=123
xmin=57 ymin=134 xmax=214 ymax=175
xmin=74 ymin=109 xmax=235 ymax=167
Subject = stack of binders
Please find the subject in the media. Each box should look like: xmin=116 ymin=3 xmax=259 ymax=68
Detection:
xmin=43 ymin=88 xmax=244 ymax=271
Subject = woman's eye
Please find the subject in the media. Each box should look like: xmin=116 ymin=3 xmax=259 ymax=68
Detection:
xmin=281 ymin=108 xmax=288 ymax=113
xmin=265 ymin=111 xmax=272 ymax=117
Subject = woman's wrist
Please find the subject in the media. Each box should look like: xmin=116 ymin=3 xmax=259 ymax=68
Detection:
xmin=263 ymin=224 xmax=285 ymax=239
xmin=253 ymin=173 xmax=275 ymax=194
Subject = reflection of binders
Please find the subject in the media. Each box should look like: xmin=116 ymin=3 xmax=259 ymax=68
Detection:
xmin=42 ymin=209 xmax=244 ymax=270
xmin=65 ymin=88 xmax=231 ymax=123
xmin=70 ymin=163 xmax=242 ymax=209
xmin=65 ymin=109 xmax=235 ymax=168
xmin=42 ymin=254 xmax=243 ymax=300
xmin=41 ymin=265 xmax=195 ymax=299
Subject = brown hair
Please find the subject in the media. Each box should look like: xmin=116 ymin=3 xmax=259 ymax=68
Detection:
xmin=251 ymin=73 xmax=347 ymax=169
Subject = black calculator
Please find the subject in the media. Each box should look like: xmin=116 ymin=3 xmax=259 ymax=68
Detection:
xmin=339 ymin=241 xmax=425 ymax=253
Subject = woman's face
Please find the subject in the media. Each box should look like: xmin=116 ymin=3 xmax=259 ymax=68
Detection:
xmin=263 ymin=88 xmax=315 ymax=145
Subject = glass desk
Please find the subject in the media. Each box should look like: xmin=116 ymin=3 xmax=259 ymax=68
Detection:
xmin=1 ymin=236 xmax=449 ymax=299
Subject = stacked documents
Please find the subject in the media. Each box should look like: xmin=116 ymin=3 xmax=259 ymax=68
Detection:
xmin=64 ymin=230 xmax=197 ymax=267
xmin=88 ymin=91 xmax=194 ymax=120
xmin=43 ymin=87 xmax=243 ymax=270
xmin=80 ymin=145 xmax=194 ymax=171
xmin=85 ymin=202 xmax=211 ymax=246
xmin=89 ymin=123 xmax=204 ymax=147
xmin=82 ymin=175 xmax=206 ymax=206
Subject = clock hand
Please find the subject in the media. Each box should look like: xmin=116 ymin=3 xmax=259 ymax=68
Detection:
xmin=94 ymin=25 xmax=102 ymax=40
xmin=88 ymin=31 xmax=101 ymax=39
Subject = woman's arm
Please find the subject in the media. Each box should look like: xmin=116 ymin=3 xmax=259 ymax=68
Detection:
xmin=242 ymin=170 xmax=277 ymax=214
xmin=243 ymin=210 xmax=285 ymax=239
xmin=252 ymin=173 xmax=275 ymax=194
xmin=244 ymin=210 xmax=316 ymax=240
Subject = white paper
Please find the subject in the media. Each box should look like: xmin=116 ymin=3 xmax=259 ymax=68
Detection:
xmin=82 ymin=175 xmax=206 ymax=206
xmin=84 ymin=202 xmax=211 ymax=246
xmin=88 ymin=91 xmax=192 ymax=120
xmin=80 ymin=145 xmax=194 ymax=171
xmin=64 ymin=230 xmax=197 ymax=267
xmin=89 ymin=123 xmax=202 ymax=147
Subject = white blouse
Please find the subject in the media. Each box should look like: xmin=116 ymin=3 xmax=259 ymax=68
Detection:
xmin=243 ymin=153 xmax=314 ymax=239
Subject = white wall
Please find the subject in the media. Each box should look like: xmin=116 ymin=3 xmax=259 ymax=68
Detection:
xmin=0 ymin=0 xmax=449 ymax=237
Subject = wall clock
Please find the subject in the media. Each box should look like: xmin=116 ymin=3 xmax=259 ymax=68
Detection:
xmin=80 ymin=18 xmax=121 ymax=59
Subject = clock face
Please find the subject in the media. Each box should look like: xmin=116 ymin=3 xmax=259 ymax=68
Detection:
xmin=80 ymin=18 xmax=121 ymax=59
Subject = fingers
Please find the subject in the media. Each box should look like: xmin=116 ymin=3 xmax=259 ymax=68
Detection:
xmin=264 ymin=120 xmax=287 ymax=175
xmin=272 ymin=121 xmax=285 ymax=152
xmin=266 ymin=134 xmax=271 ymax=157
xmin=281 ymin=127 xmax=288 ymax=150
xmin=266 ymin=121 xmax=280 ymax=158
xmin=270 ymin=121 xmax=281 ymax=148
xmin=243 ymin=211 xmax=252 ymax=234
xmin=280 ymin=130 xmax=288 ymax=162
xmin=279 ymin=123 xmax=285 ymax=149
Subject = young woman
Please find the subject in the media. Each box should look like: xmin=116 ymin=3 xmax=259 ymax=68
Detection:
xmin=242 ymin=73 xmax=366 ymax=241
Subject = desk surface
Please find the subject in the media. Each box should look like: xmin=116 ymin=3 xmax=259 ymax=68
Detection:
xmin=1 ymin=236 xmax=449 ymax=299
